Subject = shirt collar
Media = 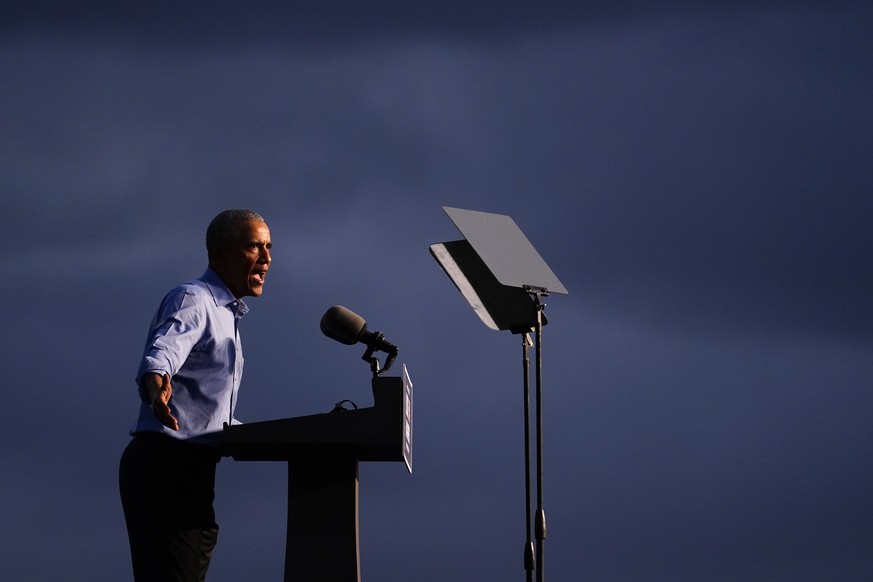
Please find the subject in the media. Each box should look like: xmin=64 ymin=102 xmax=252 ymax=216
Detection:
xmin=201 ymin=268 xmax=249 ymax=317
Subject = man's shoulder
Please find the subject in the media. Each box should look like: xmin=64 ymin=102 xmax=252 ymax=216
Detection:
xmin=177 ymin=276 xmax=211 ymax=294
xmin=157 ymin=277 xmax=212 ymax=312
xmin=164 ymin=277 xmax=209 ymax=298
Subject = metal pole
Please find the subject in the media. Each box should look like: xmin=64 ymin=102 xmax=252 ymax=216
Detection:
xmin=534 ymin=293 xmax=547 ymax=582
xmin=522 ymin=332 xmax=535 ymax=582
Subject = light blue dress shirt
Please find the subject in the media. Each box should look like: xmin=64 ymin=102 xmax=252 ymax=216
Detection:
xmin=131 ymin=269 xmax=248 ymax=445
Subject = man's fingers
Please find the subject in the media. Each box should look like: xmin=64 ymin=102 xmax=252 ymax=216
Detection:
xmin=152 ymin=402 xmax=180 ymax=431
xmin=151 ymin=384 xmax=180 ymax=431
xmin=162 ymin=413 xmax=180 ymax=431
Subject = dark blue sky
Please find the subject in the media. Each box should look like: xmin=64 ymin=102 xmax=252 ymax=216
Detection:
xmin=2 ymin=2 xmax=872 ymax=580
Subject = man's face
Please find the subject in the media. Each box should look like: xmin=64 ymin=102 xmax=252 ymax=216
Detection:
xmin=212 ymin=220 xmax=272 ymax=299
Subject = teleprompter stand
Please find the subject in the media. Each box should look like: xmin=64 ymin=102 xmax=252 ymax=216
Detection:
xmin=223 ymin=364 xmax=413 ymax=581
xmin=430 ymin=207 xmax=567 ymax=582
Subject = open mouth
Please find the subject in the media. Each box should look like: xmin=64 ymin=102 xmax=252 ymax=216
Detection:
xmin=252 ymin=270 xmax=267 ymax=284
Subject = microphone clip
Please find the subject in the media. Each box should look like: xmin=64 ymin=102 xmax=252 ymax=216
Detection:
xmin=363 ymin=335 xmax=398 ymax=378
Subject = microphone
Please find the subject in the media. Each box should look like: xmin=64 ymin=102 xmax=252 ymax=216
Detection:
xmin=320 ymin=305 xmax=399 ymax=355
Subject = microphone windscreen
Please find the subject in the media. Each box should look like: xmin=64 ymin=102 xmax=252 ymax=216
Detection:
xmin=320 ymin=305 xmax=366 ymax=345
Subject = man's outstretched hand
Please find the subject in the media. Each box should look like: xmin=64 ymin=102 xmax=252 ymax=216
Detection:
xmin=142 ymin=372 xmax=179 ymax=431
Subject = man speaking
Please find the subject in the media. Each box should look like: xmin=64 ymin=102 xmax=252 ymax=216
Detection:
xmin=119 ymin=209 xmax=272 ymax=581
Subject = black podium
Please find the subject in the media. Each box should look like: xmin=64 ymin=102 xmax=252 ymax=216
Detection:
xmin=223 ymin=365 xmax=413 ymax=581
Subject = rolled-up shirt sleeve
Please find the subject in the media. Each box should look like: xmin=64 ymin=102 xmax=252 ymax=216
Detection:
xmin=137 ymin=289 xmax=205 ymax=395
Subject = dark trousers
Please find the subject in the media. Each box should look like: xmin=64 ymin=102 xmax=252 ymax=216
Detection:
xmin=120 ymin=434 xmax=221 ymax=582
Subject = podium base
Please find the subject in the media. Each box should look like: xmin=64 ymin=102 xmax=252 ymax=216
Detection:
xmin=284 ymin=449 xmax=360 ymax=582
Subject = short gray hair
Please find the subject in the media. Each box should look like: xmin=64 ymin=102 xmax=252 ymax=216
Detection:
xmin=206 ymin=209 xmax=265 ymax=262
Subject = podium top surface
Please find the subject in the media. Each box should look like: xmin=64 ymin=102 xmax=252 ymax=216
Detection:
xmin=222 ymin=369 xmax=413 ymax=473
xmin=443 ymin=207 xmax=568 ymax=295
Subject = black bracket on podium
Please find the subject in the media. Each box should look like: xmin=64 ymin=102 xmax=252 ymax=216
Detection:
xmin=431 ymin=207 xmax=567 ymax=582
xmin=223 ymin=365 xmax=413 ymax=582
